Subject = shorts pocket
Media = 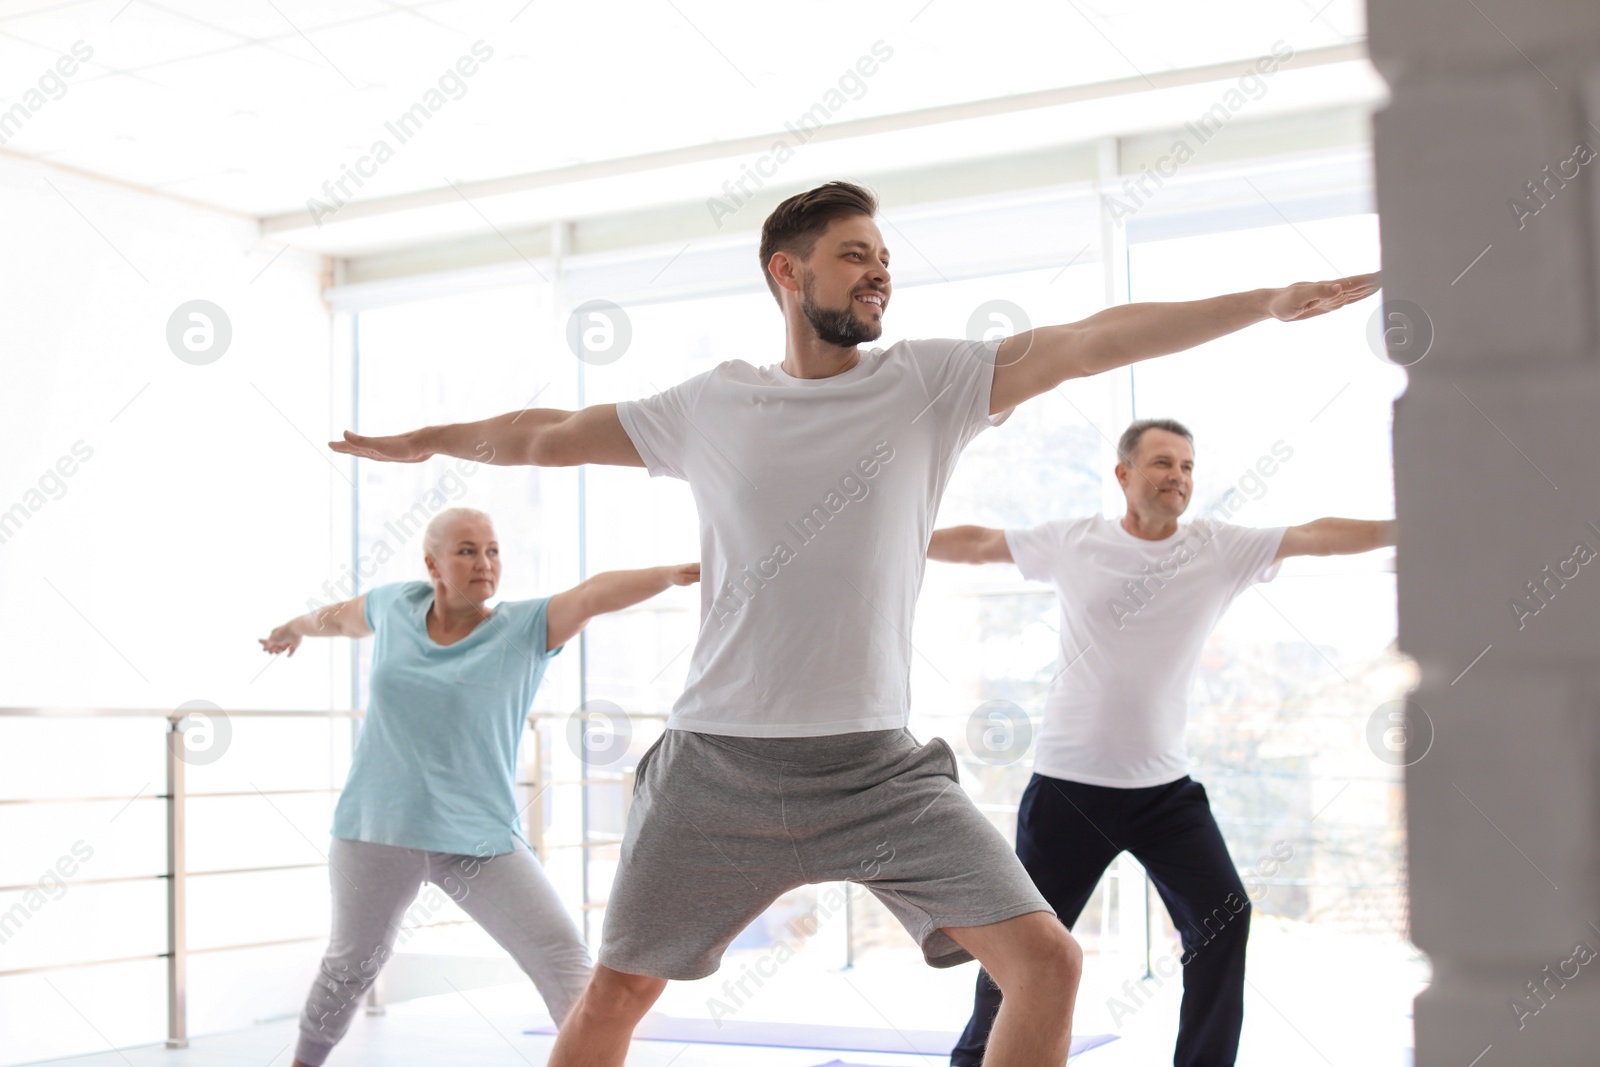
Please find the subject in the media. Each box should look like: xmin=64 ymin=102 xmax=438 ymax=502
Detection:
xmin=631 ymin=732 xmax=667 ymax=796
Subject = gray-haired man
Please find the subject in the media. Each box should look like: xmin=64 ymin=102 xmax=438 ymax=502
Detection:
xmin=935 ymin=418 xmax=1393 ymax=1067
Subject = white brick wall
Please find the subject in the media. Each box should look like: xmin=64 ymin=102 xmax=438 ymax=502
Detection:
xmin=1372 ymin=0 xmax=1600 ymax=1059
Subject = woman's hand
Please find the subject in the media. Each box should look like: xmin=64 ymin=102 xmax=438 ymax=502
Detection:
xmin=259 ymin=622 xmax=304 ymax=657
xmin=666 ymin=562 xmax=701 ymax=586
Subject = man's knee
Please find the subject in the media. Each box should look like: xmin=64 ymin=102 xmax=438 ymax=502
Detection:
xmin=1046 ymin=925 xmax=1084 ymax=986
xmin=584 ymin=966 xmax=667 ymax=1014
xmin=1222 ymin=895 xmax=1252 ymax=947
xmin=1185 ymin=893 xmax=1251 ymax=961
xmin=995 ymin=921 xmax=1082 ymax=996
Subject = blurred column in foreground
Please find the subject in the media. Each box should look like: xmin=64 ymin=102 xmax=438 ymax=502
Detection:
xmin=1369 ymin=0 xmax=1600 ymax=1060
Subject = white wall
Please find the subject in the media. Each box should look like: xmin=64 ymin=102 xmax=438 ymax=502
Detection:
xmin=0 ymin=157 xmax=341 ymax=714
xmin=0 ymin=155 xmax=342 ymax=1063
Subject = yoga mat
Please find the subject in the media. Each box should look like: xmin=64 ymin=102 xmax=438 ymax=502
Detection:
xmin=807 ymin=1033 xmax=1121 ymax=1064
xmin=527 ymin=1013 xmax=1118 ymax=1056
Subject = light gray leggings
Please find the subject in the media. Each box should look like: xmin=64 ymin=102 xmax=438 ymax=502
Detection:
xmin=295 ymin=837 xmax=592 ymax=1066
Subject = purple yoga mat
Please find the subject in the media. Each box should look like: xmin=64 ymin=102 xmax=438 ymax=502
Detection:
xmin=526 ymin=1013 xmax=1118 ymax=1056
xmin=806 ymin=1058 xmax=1122 ymax=1067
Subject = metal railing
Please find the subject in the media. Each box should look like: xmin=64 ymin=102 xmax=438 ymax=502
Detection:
xmin=9 ymin=706 xmax=1364 ymax=1048
xmin=0 ymin=706 xmax=662 ymax=1050
xmin=1 ymin=708 xmax=369 ymax=1047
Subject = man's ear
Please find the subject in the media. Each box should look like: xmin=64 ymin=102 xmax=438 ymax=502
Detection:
xmin=769 ymin=251 xmax=802 ymax=295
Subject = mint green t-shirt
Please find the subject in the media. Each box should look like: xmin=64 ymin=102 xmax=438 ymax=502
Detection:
xmin=331 ymin=580 xmax=562 ymax=856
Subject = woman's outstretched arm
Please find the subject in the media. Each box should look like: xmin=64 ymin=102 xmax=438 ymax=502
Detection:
xmin=259 ymin=596 xmax=373 ymax=657
xmin=545 ymin=564 xmax=699 ymax=652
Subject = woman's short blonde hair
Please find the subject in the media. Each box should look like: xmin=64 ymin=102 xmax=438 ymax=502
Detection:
xmin=423 ymin=507 xmax=494 ymax=558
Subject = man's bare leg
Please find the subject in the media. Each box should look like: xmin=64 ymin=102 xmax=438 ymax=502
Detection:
xmin=943 ymin=912 xmax=1082 ymax=1067
xmin=546 ymin=964 xmax=667 ymax=1067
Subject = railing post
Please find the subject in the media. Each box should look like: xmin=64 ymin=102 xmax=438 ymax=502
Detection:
xmin=1115 ymin=853 xmax=1152 ymax=980
xmin=842 ymin=882 xmax=855 ymax=970
xmin=618 ymin=764 xmax=633 ymax=827
xmin=531 ymin=727 xmax=546 ymax=862
xmin=165 ymin=715 xmax=188 ymax=1049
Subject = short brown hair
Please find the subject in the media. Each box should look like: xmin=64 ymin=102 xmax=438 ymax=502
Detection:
xmin=758 ymin=181 xmax=879 ymax=304
xmin=1117 ymin=418 xmax=1194 ymax=464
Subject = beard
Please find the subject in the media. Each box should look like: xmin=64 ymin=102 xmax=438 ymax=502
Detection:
xmin=800 ymin=272 xmax=883 ymax=347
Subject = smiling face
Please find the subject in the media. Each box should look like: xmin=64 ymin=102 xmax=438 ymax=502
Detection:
xmin=791 ymin=214 xmax=892 ymax=347
xmin=1116 ymin=428 xmax=1195 ymax=521
xmin=423 ymin=513 xmax=501 ymax=607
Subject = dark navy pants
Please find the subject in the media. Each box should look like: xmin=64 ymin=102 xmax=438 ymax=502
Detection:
xmin=950 ymin=774 xmax=1250 ymax=1067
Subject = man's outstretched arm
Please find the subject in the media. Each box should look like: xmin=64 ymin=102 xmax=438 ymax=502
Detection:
xmin=328 ymin=403 xmax=644 ymax=468
xmin=1273 ymin=518 xmax=1394 ymax=564
xmin=989 ymin=273 xmax=1380 ymax=414
xmin=928 ymin=525 xmax=1014 ymax=564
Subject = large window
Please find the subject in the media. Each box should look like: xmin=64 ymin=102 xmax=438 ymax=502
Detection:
xmin=1118 ymin=212 xmax=1417 ymax=1058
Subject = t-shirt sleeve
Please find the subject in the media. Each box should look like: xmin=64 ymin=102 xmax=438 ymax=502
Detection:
xmin=533 ymin=596 xmax=562 ymax=658
xmin=360 ymin=581 xmax=417 ymax=632
xmin=613 ymin=369 xmax=716 ymax=481
xmin=1005 ymin=522 xmax=1061 ymax=583
xmin=502 ymin=596 xmax=561 ymax=662
xmin=908 ymin=338 xmax=1012 ymax=450
xmin=1213 ymin=523 xmax=1288 ymax=588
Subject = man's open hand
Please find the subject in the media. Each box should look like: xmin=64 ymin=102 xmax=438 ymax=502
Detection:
xmin=328 ymin=429 xmax=432 ymax=463
xmin=1266 ymin=272 xmax=1380 ymax=322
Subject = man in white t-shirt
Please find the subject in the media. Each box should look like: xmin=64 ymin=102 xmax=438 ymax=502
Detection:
xmin=331 ymin=181 xmax=1377 ymax=1067
xmin=932 ymin=418 xmax=1394 ymax=1067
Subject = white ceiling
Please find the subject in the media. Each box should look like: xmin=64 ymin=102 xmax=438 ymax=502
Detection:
xmin=1 ymin=0 xmax=1369 ymax=233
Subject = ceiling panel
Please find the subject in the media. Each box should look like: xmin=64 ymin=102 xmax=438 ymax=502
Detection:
xmin=149 ymin=0 xmax=393 ymax=40
xmin=11 ymin=0 xmax=241 ymax=69
xmin=0 ymin=28 xmax=68 ymax=72
xmin=8 ymin=74 xmax=196 ymax=157
xmin=0 ymin=0 xmax=99 ymax=21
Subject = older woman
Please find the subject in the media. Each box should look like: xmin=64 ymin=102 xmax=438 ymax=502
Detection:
xmin=260 ymin=506 xmax=696 ymax=1067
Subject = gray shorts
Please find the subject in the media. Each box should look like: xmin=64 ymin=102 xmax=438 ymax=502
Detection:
xmin=597 ymin=727 xmax=1054 ymax=980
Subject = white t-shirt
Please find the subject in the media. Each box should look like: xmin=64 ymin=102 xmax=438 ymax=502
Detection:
xmin=617 ymin=339 xmax=1008 ymax=737
xmin=1006 ymin=515 xmax=1286 ymax=787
